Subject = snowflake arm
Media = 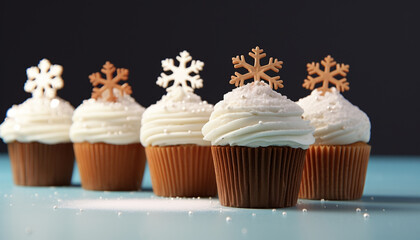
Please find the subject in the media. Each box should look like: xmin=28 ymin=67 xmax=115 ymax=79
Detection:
xmin=24 ymin=67 xmax=39 ymax=94
xmin=306 ymin=62 xmax=323 ymax=76
xmin=113 ymin=68 xmax=132 ymax=96
xmin=186 ymin=59 xmax=204 ymax=74
xmin=24 ymin=79 xmax=42 ymax=98
xmin=91 ymin=86 xmax=108 ymax=101
xmin=303 ymin=62 xmax=324 ymax=90
xmin=260 ymin=72 xmax=283 ymax=90
xmin=248 ymin=47 xmax=266 ymax=65
xmin=330 ymin=77 xmax=350 ymax=92
xmin=229 ymin=55 xmax=255 ymax=87
xmin=89 ymin=72 xmax=106 ymax=86
xmin=330 ymin=63 xmax=350 ymax=92
xmin=232 ymin=55 xmax=254 ymax=72
xmin=114 ymin=68 xmax=129 ymax=82
xmin=44 ymin=76 xmax=63 ymax=98
xmin=156 ymin=73 xmax=174 ymax=89
xmin=330 ymin=63 xmax=350 ymax=77
xmin=229 ymin=72 xmax=254 ymax=87
xmin=259 ymin=57 xmax=283 ymax=89
xmin=303 ymin=75 xmax=323 ymax=90
xmin=89 ymin=73 xmax=107 ymax=100
xmin=47 ymin=65 xmax=63 ymax=78
xmin=321 ymin=55 xmax=336 ymax=70
xmin=259 ymin=57 xmax=283 ymax=73
xmin=177 ymin=51 xmax=192 ymax=68
xmin=161 ymin=58 xmax=176 ymax=72
xmin=187 ymin=75 xmax=203 ymax=89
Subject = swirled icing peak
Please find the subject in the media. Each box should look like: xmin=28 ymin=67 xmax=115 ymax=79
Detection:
xmin=202 ymin=81 xmax=314 ymax=149
xmin=0 ymin=97 xmax=74 ymax=144
xmin=297 ymin=87 xmax=370 ymax=145
xmin=140 ymin=86 xmax=213 ymax=146
xmin=70 ymin=89 xmax=145 ymax=145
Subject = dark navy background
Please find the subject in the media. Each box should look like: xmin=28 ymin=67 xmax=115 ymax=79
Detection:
xmin=0 ymin=0 xmax=418 ymax=154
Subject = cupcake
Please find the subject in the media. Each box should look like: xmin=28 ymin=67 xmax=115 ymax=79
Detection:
xmin=297 ymin=55 xmax=371 ymax=200
xmin=70 ymin=61 xmax=146 ymax=191
xmin=0 ymin=59 xmax=75 ymax=186
xmin=140 ymin=50 xmax=216 ymax=197
xmin=202 ymin=47 xmax=315 ymax=208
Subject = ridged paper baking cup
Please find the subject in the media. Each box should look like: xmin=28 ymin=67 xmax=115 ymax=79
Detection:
xmin=211 ymin=146 xmax=306 ymax=208
xmin=73 ymin=142 xmax=146 ymax=191
xmin=8 ymin=141 xmax=74 ymax=186
xmin=299 ymin=142 xmax=371 ymax=200
xmin=146 ymin=145 xmax=217 ymax=197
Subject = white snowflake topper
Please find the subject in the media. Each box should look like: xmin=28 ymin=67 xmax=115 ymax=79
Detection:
xmin=24 ymin=59 xmax=64 ymax=99
xmin=157 ymin=50 xmax=204 ymax=92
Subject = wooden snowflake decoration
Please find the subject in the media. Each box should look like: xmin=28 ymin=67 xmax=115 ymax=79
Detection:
xmin=229 ymin=46 xmax=284 ymax=90
xmin=157 ymin=51 xmax=204 ymax=92
xmin=24 ymin=59 xmax=64 ymax=99
xmin=89 ymin=61 xmax=132 ymax=102
xmin=303 ymin=55 xmax=350 ymax=95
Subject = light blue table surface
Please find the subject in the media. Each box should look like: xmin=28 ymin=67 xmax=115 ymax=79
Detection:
xmin=1 ymin=154 xmax=420 ymax=240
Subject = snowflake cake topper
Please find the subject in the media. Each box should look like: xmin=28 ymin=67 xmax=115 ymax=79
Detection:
xmin=229 ymin=46 xmax=284 ymax=90
xmin=303 ymin=55 xmax=350 ymax=95
xmin=24 ymin=59 xmax=64 ymax=99
xmin=89 ymin=61 xmax=132 ymax=102
xmin=156 ymin=50 xmax=204 ymax=92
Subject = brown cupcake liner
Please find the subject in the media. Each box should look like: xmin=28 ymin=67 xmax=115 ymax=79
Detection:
xmin=8 ymin=141 xmax=75 ymax=186
xmin=73 ymin=142 xmax=146 ymax=191
xmin=299 ymin=142 xmax=371 ymax=200
xmin=211 ymin=146 xmax=306 ymax=208
xmin=145 ymin=145 xmax=217 ymax=197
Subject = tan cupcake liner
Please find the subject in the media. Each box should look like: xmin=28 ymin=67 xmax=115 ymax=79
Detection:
xmin=73 ymin=142 xmax=146 ymax=191
xmin=211 ymin=146 xmax=306 ymax=208
xmin=145 ymin=145 xmax=217 ymax=197
xmin=299 ymin=142 xmax=371 ymax=200
xmin=8 ymin=141 xmax=75 ymax=186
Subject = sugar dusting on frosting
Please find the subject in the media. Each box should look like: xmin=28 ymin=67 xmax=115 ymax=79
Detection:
xmin=297 ymin=87 xmax=370 ymax=145
xmin=202 ymin=81 xmax=314 ymax=149
xmin=140 ymin=86 xmax=213 ymax=146
xmin=0 ymin=97 xmax=74 ymax=144
xmin=70 ymin=90 xmax=145 ymax=145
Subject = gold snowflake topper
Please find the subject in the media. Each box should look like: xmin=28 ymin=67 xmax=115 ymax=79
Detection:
xmin=156 ymin=50 xmax=204 ymax=92
xmin=89 ymin=61 xmax=132 ymax=102
xmin=303 ymin=55 xmax=350 ymax=95
xmin=24 ymin=59 xmax=64 ymax=99
xmin=229 ymin=46 xmax=284 ymax=90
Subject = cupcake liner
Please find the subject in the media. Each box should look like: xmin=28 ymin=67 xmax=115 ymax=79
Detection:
xmin=73 ymin=142 xmax=146 ymax=191
xmin=299 ymin=142 xmax=371 ymax=200
xmin=8 ymin=141 xmax=75 ymax=186
xmin=145 ymin=145 xmax=217 ymax=197
xmin=211 ymin=146 xmax=306 ymax=208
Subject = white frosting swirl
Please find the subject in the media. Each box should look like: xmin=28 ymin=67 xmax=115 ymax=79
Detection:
xmin=297 ymin=87 xmax=371 ymax=145
xmin=202 ymin=82 xmax=314 ymax=149
xmin=70 ymin=92 xmax=145 ymax=145
xmin=0 ymin=97 xmax=74 ymax=144
xmin=140 ymin=86 xmax=213 ymax=146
